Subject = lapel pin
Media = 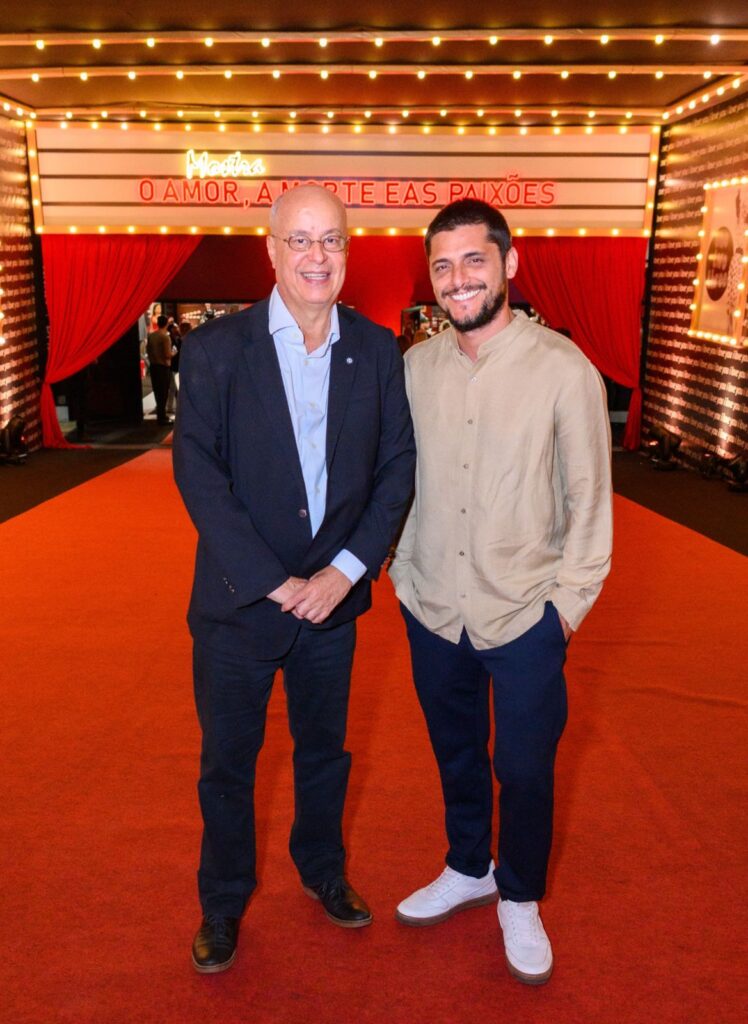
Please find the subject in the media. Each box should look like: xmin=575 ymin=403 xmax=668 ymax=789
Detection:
xmin=346 ymin=356 xmax=354 ymax=364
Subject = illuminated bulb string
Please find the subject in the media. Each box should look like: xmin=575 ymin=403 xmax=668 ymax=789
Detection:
xmin=18 ymin=28 xmax=748 ymax=49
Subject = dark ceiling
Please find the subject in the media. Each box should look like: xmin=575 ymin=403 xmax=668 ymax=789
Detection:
xmin=1 ymin=3 xmax=746 ymax=126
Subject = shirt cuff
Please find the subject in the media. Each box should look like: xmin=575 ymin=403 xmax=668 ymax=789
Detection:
xmin=331 ymin=549 xmax=368 ymax=585
xmin=551 ymin=583 xmax=600 ymax=632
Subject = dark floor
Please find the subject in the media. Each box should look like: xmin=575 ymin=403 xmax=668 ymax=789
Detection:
xmin=613 ymin=450 xmax=748 ymax=556
xmin=1 ymin=437 xmax=746 ymax=555
xmin=0 ymin=419 xmax=173 ymax=524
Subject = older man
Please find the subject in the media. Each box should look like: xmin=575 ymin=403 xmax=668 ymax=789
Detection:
xmin=174 ymin=184 xmax=415 ymax=973
xmin=389 ymin=199 xmax=612 ymax=985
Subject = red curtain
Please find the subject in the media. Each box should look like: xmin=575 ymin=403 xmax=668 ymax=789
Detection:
xmin=40 ymin=234 xmax=201 ymax=447
xmin=513 ymin=237 xmax=648 ymax=449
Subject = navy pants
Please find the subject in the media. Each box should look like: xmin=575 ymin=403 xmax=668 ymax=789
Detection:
xmin=401 ymin=602 xmax=568 ymax=902
xmin=193 ymin=620 xmax=356 ymax=916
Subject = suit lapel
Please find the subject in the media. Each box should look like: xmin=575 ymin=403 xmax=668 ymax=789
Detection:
xmin=326 ymin=309 xmax=362 ymax=471
xmin=242 ymin=311 xmax=307 ymax=501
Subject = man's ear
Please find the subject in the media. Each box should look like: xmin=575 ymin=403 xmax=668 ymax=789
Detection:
xmin=266 ymin=234 xmax=277 ymax=269
xmin=504 ymin=245 xmax=519 ymax=281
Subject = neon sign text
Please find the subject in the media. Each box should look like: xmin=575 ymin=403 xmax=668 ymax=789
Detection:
xmin=185 ymin=150 xmax=266 ymax=180
xmin=138 ymin=174 xmax=557 ymax=209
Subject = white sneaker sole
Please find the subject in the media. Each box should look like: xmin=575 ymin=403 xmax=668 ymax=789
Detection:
xmin=504 ymin=956 xmax=553 ymax=986
xmin=395 ymin=891 xmax=497 ymax=927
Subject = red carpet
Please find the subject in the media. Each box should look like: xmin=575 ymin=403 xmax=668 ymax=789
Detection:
xmin=1 ymin=449 xmax=746 ymax=1024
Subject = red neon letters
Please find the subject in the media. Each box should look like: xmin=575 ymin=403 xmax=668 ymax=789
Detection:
xmin=137 ymin=175 xmax=557 ymax=209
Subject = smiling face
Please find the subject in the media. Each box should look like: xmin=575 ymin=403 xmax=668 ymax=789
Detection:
xmin=266 ymin=185 xmax=349 ymax=324
xmin=428 ymin=223 xmax=518 ymax=340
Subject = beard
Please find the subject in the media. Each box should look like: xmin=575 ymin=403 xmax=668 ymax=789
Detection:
xmin=442 ymin=282 xmax=506 ymax=333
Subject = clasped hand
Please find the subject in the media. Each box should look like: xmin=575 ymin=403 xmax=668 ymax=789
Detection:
xmin=267 ymin=566 xmax=352 ymax=624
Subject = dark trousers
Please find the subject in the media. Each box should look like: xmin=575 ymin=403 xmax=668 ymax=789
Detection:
xmin=150 ymin=363 xmax=171 ymax=423
xmin=401 ymin=601 xmax=568 ymax=902
xmin=193 ymin=620 xmax=356 ymax=916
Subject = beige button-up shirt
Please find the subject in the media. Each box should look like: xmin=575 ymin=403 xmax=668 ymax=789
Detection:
xmin=389 ymin=311 xmax=613 ymax=649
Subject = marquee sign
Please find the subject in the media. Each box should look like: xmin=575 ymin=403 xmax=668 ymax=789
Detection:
xmin=28 ymin=124 xmax=658 ymax=235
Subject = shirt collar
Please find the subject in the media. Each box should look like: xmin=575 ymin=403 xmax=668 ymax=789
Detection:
xmin=268 ymin=285 xmax=341 ymax=347
xmin=446 ymin=308 xmax=530 ymax=364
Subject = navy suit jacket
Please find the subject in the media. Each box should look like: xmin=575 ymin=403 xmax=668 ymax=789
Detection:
xmin=173 ymin=298 xmax=416 ymax=658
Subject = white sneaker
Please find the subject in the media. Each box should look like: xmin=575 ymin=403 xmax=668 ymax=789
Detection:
xmin=498 ymin=899 xmax=553 ymax=985
xmin=395 ymin=863 xmax=497 ymax=926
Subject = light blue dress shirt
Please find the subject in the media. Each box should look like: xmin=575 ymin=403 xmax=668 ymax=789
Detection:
xmin=268 ymin=286 xmax=366 ymax=586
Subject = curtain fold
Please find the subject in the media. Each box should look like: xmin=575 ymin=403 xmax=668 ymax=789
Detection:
xmin=513 ymin=237 xmax=648 ymax=449
xmin=40 ymin=234 xmax=201 ymax=447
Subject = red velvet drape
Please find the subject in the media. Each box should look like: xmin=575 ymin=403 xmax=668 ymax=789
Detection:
xmin=513 ymin=237 xmax=648 ymax=449
xmin=40 ymin=234 xmax=201 ymax=447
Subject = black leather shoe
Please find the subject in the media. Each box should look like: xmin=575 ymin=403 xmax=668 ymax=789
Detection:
xmin=303 ymin=877 xmax=373 ymax=928
xmin=191 ymin=915 xmax=240 ymax=973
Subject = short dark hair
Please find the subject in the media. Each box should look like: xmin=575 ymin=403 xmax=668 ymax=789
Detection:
xmin=425 ymin=199 xmax=512 ymax=258
xmin=156 ymin=314 xmax=169 ymax=328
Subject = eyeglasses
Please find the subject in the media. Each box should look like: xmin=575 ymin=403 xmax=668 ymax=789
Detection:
xmin=274 ymin=233 xmax=349 ymax=253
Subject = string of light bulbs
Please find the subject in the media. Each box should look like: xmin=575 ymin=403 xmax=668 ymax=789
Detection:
xmin=13 ymin=28 xmax=748 ymax=49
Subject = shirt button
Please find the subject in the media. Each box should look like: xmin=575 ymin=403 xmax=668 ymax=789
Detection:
xmin=460 ymin=508 xmax=466 ymax=514
xmin=470 ymin=376 xmax=478 ymax=383
xmin=460 ymin=593 xmax=467 ymax=599
xmin=459 ymin=550 xmax=465 ymax=556
xmin=463 ymin=463 xmax=469 ymax=469
xmin=467 ymin=419 xmax=474 ymax=424
xmin=298 ymin=508 xmax=308 ymax=518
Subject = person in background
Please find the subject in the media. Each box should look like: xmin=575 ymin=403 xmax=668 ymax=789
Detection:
xmin=173 ymin=184 xmax=415 ymax=975
xmin=146 ymin=313 xmax=174 ymax=426
xmin=390 ymin=198 xmax=612 ymax=986
xmin=166 ymin=319 xmax=182 ymax=416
